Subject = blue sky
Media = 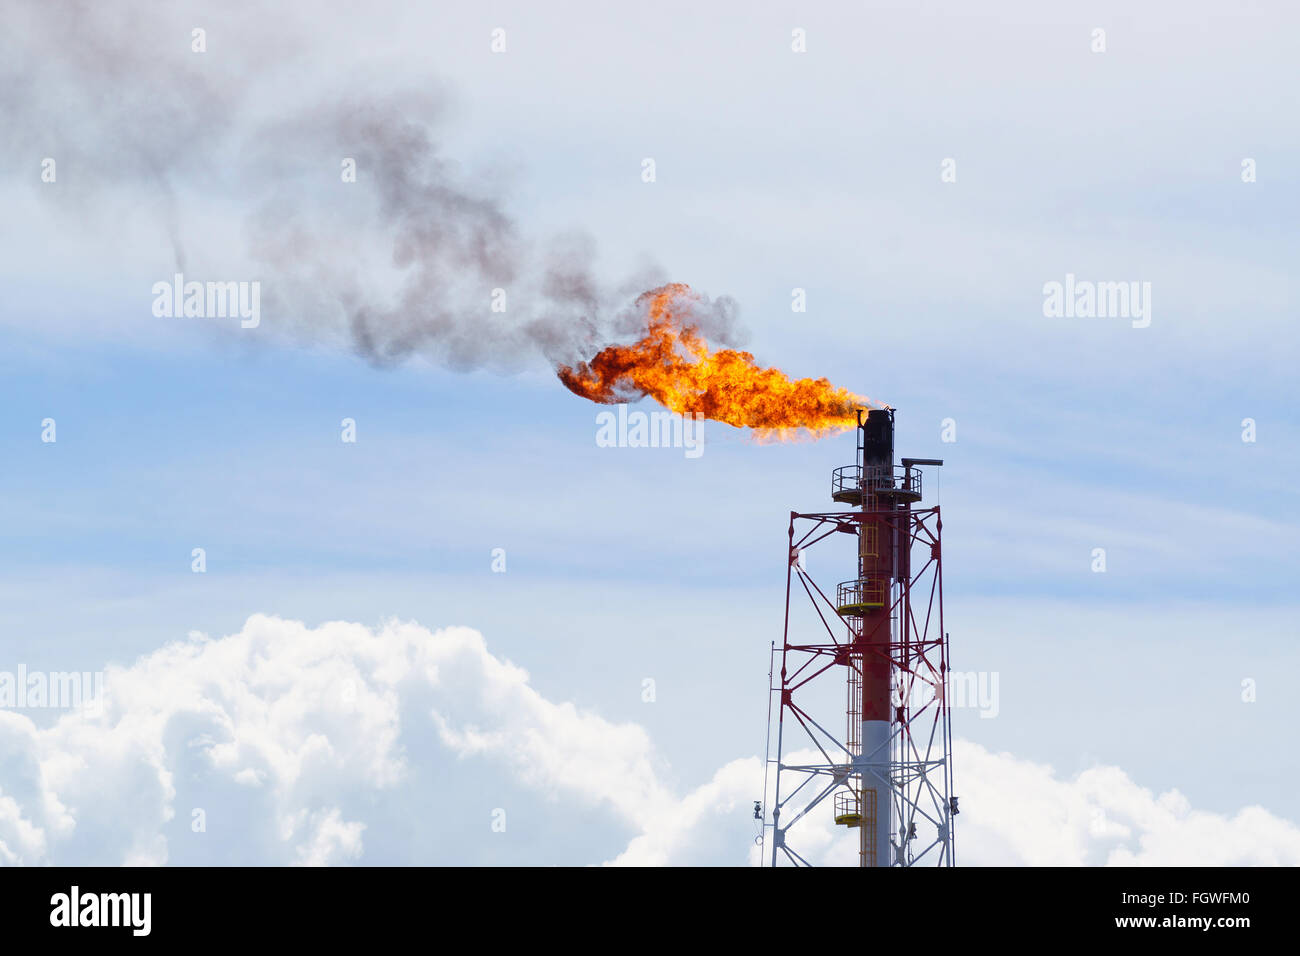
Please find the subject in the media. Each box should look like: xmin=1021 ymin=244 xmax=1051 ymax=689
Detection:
xmin=1 ymin=0 xmax=1297 ymax=864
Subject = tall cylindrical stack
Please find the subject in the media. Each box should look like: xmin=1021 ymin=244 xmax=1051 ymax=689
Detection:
xmin=853 ymin=408 xmax=896 ymax=868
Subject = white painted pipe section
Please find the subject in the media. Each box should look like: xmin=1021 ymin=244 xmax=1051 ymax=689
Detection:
xmin=858 ymin=718 xmax=891 ymax=867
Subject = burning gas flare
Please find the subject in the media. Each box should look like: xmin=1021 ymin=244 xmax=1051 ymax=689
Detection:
xmin=558 ymin=283 xmax=873 ymax=437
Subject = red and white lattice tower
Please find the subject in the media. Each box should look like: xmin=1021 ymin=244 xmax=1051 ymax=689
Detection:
xmin=762 ymin=408 xmax=956 ymax=867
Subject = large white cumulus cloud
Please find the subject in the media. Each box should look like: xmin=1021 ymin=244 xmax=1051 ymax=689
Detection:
xmin=0 ymin=614 xmax=1295 ymax=866
xmin=955 ymin=741 xmax=1300 ymax=866
xmin=0 ymin=614 xmax=714 ymax=865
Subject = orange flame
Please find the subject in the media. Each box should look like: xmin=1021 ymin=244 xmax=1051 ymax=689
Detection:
xmin=558 ymin=283 xmax=873 ymax=438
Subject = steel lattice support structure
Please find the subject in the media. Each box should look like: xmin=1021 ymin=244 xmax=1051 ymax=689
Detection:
xmin=762 ymin=409 xmax=956 ymax=867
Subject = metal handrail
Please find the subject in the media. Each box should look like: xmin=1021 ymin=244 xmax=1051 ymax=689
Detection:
xmin=831 ymin=464 xmax=922 ymax=500
xmin=837 ymin=578 xmax=888 ymax=609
